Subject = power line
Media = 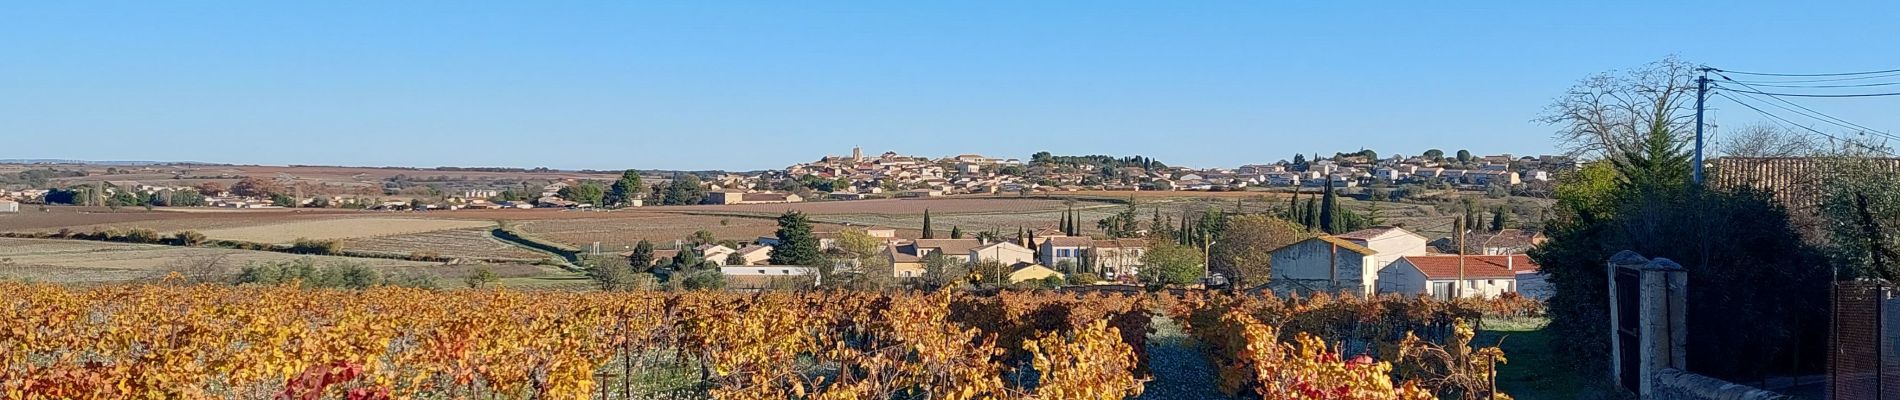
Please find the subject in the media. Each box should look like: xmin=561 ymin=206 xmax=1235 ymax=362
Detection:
xmin=1724 ymin=81 xmax=1900 ymax=89
xmin=1720 ymin=88 xmax=1900 ymax=98
xmin=1724 ymin=71 xmax=1900 ymax=84
xmin=1714 ymin=92 xmax=1896 ymax=156
xmin=1712 ymin=72 xmax=1900 ymax=142
xmin=1713 ymin=68 xmax=1900 ymax=77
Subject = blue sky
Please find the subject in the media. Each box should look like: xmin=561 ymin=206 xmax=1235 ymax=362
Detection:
xmin=4 ymin=1 xmax=1898 ymax=171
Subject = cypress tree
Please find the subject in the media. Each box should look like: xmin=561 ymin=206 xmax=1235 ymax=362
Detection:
xmin=1490 ymin=206 xmax=1510 ymax=232
xmin=1319 ymin=179 xmax=1338 ymax=233
xmin=950 ymin=225 xmax=964 ymax=239
xmin=922 ymin=209 xmax=934 ymax=239
xmin=1072 ymin=208 xmax=1081 ymax=235
xmin=1287 ymin=190 xmax=1301 ymax=221
xmin=1304 ymin=199 xmax=1320 ymax=230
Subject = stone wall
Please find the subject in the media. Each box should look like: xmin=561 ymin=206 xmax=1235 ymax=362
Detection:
xmin=1652 ymin=369 xmax=1790 ymax=400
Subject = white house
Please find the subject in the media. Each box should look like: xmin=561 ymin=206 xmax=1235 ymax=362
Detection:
xmin=1039 ymin=236 xmax=1094 ymax=267
xmin=721 ymin=266 xmax=819 ymax=291
xmin=697 ymin=244 xmax=739 ymax=266
xmin=1089 ymin=239 xmax=1148 ymax=280
xmin=1263 ymin=236 xmax=1381 ymax=296
xmin=969 ymin=241 xmax=1037 ymax=267
xmin=733 ymin=245 xmax=774 ymax=266
xmin=1332 ymin=226 xmax=1430 ymax=272
xmin=1377 ymin=255 xmax=1543 ymax=300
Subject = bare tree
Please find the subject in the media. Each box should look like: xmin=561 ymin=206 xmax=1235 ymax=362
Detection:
xmin=1538 ymin=56 xmax=1701 ymax=159
xmin=1716 ymin=123 xmax=1817 ymax=158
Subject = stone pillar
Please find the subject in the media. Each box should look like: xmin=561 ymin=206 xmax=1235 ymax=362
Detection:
xmin=1608 ymin=250 xmax=1650 ymax=387
xmin=1639 ymin=257 xmax=1686 ymax=398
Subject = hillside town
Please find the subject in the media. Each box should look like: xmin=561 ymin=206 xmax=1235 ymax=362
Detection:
xmin=0 ymin=147 xmax=1571 ymax=212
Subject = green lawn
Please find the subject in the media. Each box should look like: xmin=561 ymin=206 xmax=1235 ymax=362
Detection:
xmin=1477 ymin=317 xmax=1626 ymax=400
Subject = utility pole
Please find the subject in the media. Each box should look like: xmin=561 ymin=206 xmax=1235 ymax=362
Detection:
xmin=1693 ymin=68 xmax=1711 ymax=185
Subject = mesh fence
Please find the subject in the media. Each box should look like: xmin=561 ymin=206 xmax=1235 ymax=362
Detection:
xmin=1830 ymin=280 xmax=1898 ymax=400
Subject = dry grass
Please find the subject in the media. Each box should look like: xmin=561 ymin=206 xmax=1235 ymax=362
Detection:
xmin=341 ymin=228 xmax=550 ymax=261
xmin=195 ymin=218 xmax=493 ymax=244
xmin=0 ymin=238 xmax=435 ymax=283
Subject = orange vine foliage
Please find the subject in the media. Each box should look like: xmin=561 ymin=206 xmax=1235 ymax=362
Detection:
xmin=1160 ymin=290 xmax=1514 ymax=399
xmin=0 ymin=283 xmax=1149 ymax=399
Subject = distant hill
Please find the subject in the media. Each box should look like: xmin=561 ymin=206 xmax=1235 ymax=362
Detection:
xmin=0 ymin=159 xmax=212 ymax=166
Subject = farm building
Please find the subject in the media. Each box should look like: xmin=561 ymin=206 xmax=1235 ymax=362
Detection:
xmin=1377 ymin=255 xmax=1543 ymax=300
xmin=0 ymin=200 xmax=18 ymax=213
xmin=720 ymin=266 xmax=818 ymax=291
xmin=1263 ymin=236 xmax=1380 ymax=296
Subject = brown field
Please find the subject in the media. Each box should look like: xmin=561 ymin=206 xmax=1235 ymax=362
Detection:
xmin=0 ymin=237 xmax=436 ymax=283
xmin=0 ymin=207 xmax=363 ymax=233
xmin=194 ymin=217 xmax=493 ymax=244
xmin=512 ymin=213 xmax=833 ymax=251
xmin=340 ymin=228 xmax=552 ymax=261
xmin=658 ymin=197 xmax=1076 ymax=215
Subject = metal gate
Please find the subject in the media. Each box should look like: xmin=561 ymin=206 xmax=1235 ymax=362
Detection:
xmin=1615 ymin=266 xmax=1641 ymax=393
xmin=1830 ymin=280 xmax=1899 ymax=400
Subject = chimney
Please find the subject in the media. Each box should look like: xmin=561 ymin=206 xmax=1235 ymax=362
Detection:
xmin=1507 ymin=255 xmax=1515 ymax=270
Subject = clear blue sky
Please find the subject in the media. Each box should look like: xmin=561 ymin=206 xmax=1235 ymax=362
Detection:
xmin=5 ymin=1 xmax=1898 ymax=171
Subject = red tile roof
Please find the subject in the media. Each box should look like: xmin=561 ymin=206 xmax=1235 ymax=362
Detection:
xmin=1399 ymin=255 xmax=1540 ymax=279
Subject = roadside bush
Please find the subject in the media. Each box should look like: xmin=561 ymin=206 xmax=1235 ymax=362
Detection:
xmin=172 ymin=231 xmax=207 ymax=246
xmin=679 ymin=269 xmax=726 ymax=290
xmin=286 ymin=238 xmax=343 ymax=255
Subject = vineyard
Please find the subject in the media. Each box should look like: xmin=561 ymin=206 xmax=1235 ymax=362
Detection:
xmin=1 ymin=282 xmax=1522 ymax=399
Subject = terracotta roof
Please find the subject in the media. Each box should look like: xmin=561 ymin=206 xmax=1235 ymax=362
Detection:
xmin=737 ymin=245 xmax=772 ymax=255
xmin=887 ymin=244 xmax=921 ymax=263
xmin=1399 ymin=255 xmax=1540 ymax=280
xmin=1474 ymin=229 xmax=1542 ymax=250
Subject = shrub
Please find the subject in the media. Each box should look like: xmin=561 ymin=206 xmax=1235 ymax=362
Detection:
xmin=287 ymin=238 xmax=342 ymax=255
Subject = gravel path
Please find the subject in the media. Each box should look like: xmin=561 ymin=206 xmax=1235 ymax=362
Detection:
xmin=1138 ymin=315 xmax=1230 ymax=400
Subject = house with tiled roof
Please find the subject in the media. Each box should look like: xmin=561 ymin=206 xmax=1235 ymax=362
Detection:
xmin=1264 ymin=236 xmax=1381 ymax=296
xmin=970 ymin=241 xmax=1036 ymax=268
xmin=1089 ymin=239 xmax=1148 ymax=280
xmin=1377 ymin=255 xmax=1544 ymax=300
xmin=696 ymin=244 xmax=738 ymax=266
xmin=1333 ymin=226 xmax=1430 ymax=272
xmin=904 ymin=239 xmax=985 ymax=264
xmin=1038 ymin=236 xmax=1096 ymax=267
xmin=733 ymin=245 xmax=774 ymax=266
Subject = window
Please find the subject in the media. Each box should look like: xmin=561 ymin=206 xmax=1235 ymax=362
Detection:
xmin=1057 ymin=249 xmax=1070 ymax=257
xmin=758 ymin=269 xmax=766 ymax=274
